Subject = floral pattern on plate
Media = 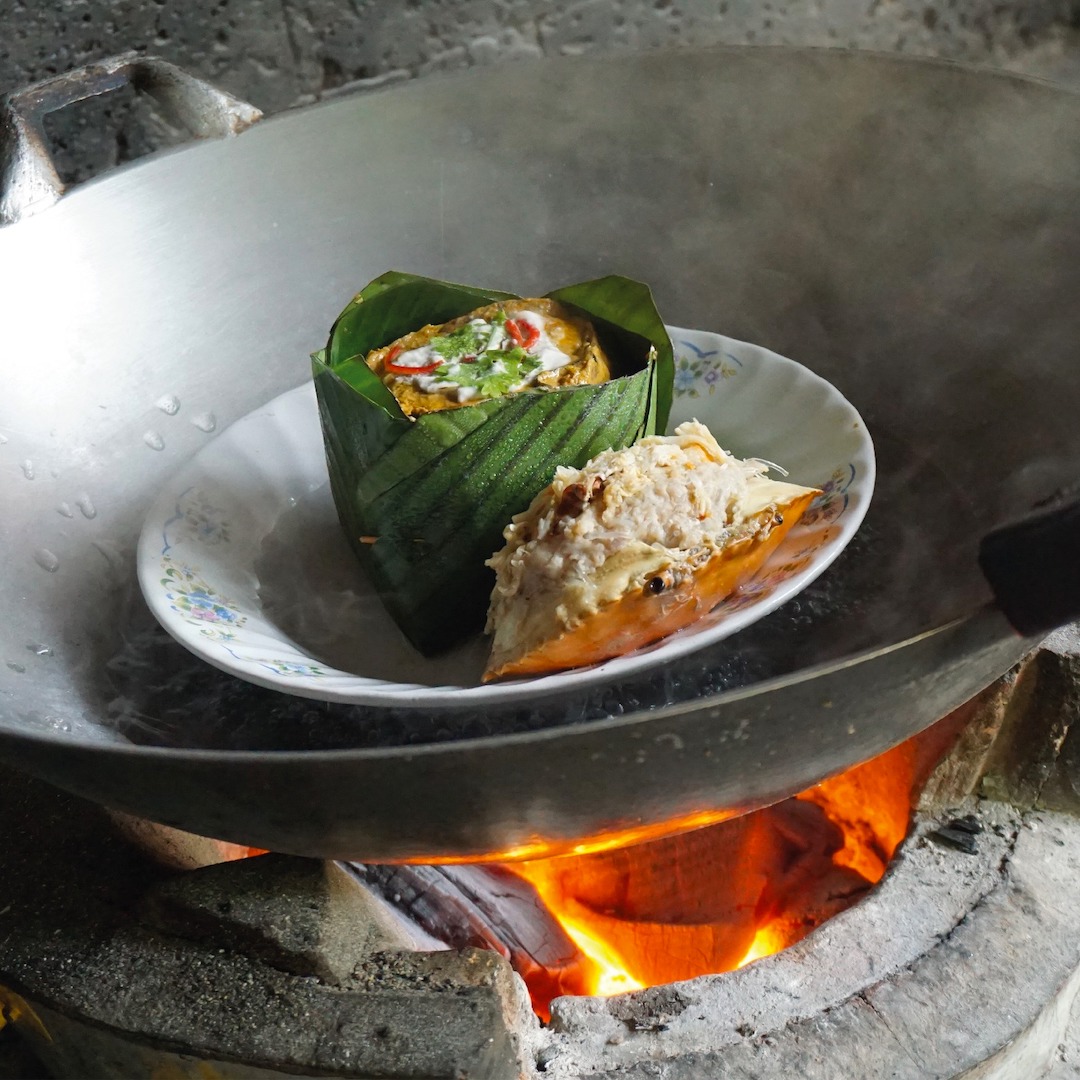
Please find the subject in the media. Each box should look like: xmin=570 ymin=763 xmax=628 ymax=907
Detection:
xmin=261 ymin=660 xmax=328 ymax=678
xmin=802 ymin=465 xmax=856 ymax=528
xmin=160 ymin=487 xmax=231 ymax=554
xmin=156 ymin=491 xmax=330 ymax=678
xmin=161 ymin=560 xmax=247 ymax=629
xmin=672 ymin=339 xmax=744 ymax=398
xmin=159 ymin=557 xmax=329 ymax=678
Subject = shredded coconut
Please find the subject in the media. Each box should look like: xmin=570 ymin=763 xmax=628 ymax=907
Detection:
xmin=486 ymin=422 xmax=773 ymax=628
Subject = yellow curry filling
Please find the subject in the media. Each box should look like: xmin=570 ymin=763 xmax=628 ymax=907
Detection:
xmin=364 ymin=298 xmax=611 ymax=417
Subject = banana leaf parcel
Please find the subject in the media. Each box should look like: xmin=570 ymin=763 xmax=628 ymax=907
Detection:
xmin=312 ymin=272 xmax=674 ymax=656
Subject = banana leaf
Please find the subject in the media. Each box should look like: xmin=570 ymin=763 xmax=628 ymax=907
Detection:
xmin=312 ymin=271 xmax=673 ymax=656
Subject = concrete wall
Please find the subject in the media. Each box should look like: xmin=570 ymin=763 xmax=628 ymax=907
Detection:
xmin=3 ymin=0 xmax=1080 ymax=182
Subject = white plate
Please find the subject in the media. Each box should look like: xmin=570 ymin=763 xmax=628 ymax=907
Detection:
xmin=137 ymin=328 xmax=875 ymax=707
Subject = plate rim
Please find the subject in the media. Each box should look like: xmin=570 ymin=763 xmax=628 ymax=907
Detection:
xmin=136 ymin=328 xmax=876 ymax=708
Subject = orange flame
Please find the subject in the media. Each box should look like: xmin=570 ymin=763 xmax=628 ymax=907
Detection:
xmin=560 ymin=916 xmax=645 ymax=997
xmin=736 ymin=922 xmax=791 ymax=968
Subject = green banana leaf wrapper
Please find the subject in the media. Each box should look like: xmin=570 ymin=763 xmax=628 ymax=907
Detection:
xmin=311 ymin=271 xmax=674 ymax=656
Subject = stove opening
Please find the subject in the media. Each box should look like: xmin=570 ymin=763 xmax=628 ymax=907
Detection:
xmin=353 ymin=719 xmax=958 ymax=1021
xmin=503 ymin=739 xmax=916 ymax=1018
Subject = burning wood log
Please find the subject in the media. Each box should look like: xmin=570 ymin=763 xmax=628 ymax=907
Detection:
xmin=347 ymin=863 xmax=596 ymax=1015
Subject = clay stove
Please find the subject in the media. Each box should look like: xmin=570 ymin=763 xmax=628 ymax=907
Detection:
xmin=3 ymin=629 xmax=1080 ymax=1080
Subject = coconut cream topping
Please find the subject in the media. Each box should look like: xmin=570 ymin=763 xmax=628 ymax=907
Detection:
xmin=390 ymin=310 xmax=572 ymax=403
xmin=486 ymin=421 xmax=807 ymax=640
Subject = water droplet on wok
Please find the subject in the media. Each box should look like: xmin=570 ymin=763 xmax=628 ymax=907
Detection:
xmin=33 ymin=549 xmax=60 ymax=572
xmin=76 ymin=494 xmax=97 ymax=519
xmin=143 ymin=431 xmax=166 ymax=451
xmin=6 ymin=662 xmax=25 ymax=674
xmin=26 ymin=643 xmax=52 ymax=657
xmin=20 ymin=460 xmax=34 ymax=480
xmin=57 ymin=503 xmax=74 ymax=518
xmin=155 ymin=394 xmax=181 ymax=415
xmin=191 ymin=412 xmax=217 ymax=433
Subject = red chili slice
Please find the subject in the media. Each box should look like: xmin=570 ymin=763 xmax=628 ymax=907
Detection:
xmin=506 ymin=318 xmax=541 ymax=350
xmin=384 ymin=344 xmax=440 ymax=376
xmin=386 ymin=358 xmax=441 ymax=376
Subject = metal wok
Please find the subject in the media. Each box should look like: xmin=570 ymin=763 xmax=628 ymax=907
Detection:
xmin=1 ymin=47 xmax=1079 ymax=861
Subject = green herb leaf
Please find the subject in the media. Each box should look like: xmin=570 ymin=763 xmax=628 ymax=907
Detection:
xmin=431 ymin=321 xmax=490 ymax=362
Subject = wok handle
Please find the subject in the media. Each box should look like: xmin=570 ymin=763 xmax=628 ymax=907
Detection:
xmin=979 ymin=493 xmax=1080 ymax=637
xmin=0 ymin=52 xmax=262 ymax=226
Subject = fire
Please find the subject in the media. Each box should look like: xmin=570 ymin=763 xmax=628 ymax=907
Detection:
xmin=559 ymin=916 xmax=645 ymax=996
xmin=191 ymin=733 xmax=925 ymax=1024
xmin=504 ymin=739 xmax=918 ymax=1017
xmin=737 ymin=923 xmax=790 ymax=968
xmin=215 ymin=842 xmax=268 ymax=862
xmin=796 ymin=739 xmax=915 ymax=883
xmin=406 ymin=806 xmax=741 ymax=865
